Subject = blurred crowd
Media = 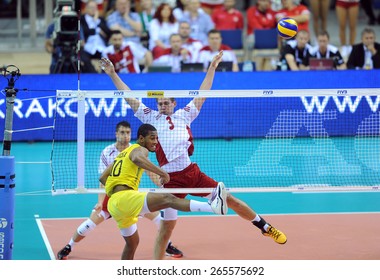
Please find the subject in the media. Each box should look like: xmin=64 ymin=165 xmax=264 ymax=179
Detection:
xmin=45 ymin=0 xmax=380 ymax=73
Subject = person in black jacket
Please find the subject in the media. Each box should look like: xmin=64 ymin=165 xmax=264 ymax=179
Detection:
xmin=81 ymin=0 xmax=112 ymax=60
xmin=347 ymin=27 xmax=380 ymax=70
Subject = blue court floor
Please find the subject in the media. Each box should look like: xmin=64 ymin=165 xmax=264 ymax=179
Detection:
xmin=6 ymin=141 xmax=380 ymax=260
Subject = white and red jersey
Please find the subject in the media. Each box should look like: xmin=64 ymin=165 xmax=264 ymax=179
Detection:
xmin=101 ymin=41 xmax=147 ymax=73
xmin=198 ymin=44 xmax=237 ymax=66
xmin=98 ymin=143 xmax=131 ymax=174
xmin=134 ymin=101 xmax=198 ymax=172
xmin=153 ymin=47 xmax=192 ymax=72
xmin=182 ymin=38 xmax=204 ymax=63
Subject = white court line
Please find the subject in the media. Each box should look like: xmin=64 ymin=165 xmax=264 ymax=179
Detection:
xmin=34 ymin=214 xmax=56 ymax=260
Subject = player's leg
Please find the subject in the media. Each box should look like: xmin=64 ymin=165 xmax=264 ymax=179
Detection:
xmin=226 ymin=193 xmax=287 ymax=244
xmin=57 ymin=197 xmax=111 ymax=260
xmin=196 ymin=166 xmax=287 ymax=245
xmin=143 ymin=212 xmax=183 ymax=258
xmin=142 ymin=188 xmax=228 ymax=260
xmin=153 ymin=209 xmax=177 ymax=260
xmin=120 ymin=224 xmax=139 ymax=260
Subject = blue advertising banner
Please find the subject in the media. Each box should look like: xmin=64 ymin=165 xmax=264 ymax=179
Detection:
xmin=0 ymin=71 xmax=379 ymax=141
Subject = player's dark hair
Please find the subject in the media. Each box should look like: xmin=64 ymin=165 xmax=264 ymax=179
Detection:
xmin=137 ymin=124 xmax=157 ymax=138
xmin=110 ymin=30 xmax=122 ymax=37
xmin=155 ymin=98 xmax=176 ymax=103
xmin=116 ymin=121 xmax=131 ymax=131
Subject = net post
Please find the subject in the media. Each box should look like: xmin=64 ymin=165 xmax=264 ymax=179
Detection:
xmin=77 ymin=91 xmax=85 ymax=190
xmin=0 ymin=65 xmax=20 ymax=259
xmin=0 ymin=156 xmax=15 ymax=260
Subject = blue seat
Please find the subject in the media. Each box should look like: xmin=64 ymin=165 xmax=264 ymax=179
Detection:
xmin=253 ymin=28 xmax=279 ymax=50
xmin=219 ymin=29 xmax=243 ymax=50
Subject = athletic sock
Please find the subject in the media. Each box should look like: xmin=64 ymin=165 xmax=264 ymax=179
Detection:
xmin=190 ymin=200 xmax=212 ymax=212
xmin=251 ymin=215 xmax=269 ymax=231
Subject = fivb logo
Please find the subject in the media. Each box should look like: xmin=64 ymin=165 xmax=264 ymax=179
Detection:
xmin=0 ymin=218 xmax=7 ymax=229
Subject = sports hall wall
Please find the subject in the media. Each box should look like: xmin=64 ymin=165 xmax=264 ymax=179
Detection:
xmin=0 ymin=70 xmax=379 ymax=141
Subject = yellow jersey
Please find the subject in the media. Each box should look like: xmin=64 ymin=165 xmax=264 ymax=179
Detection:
xmin=105 ymin=144 xmax=144 ymax=197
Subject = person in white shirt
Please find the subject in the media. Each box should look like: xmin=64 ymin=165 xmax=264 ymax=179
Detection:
xmin=102 ymin=30 xmax=153 ymax=73
xmin=100 ymin=51 xmax=288 ymax=260
xmin=56 ymin=121 xmax=184 ymax=260
xmin=198 ymin=29 xmax=239 ymax=71
xmin=178 ymin=21 xmax=204 ymax=63
xmin=149 ymin=3 xmax=179 ymax=58
xmin=152 ymin=33 xmax=192 ymax=72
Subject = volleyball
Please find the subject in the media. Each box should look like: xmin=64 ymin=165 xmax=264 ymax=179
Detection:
xmin=277 ymin=18 xmax=298 ymax=39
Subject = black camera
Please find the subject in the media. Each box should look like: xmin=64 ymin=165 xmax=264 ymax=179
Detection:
xmin=52 ymin=0 xmax=78 ymax=73
xmin=53 ymin=0 xmax=78 ymax=49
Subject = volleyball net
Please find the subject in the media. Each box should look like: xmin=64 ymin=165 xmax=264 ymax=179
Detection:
xmin=51 ymin=88 xmax=380 ymax=194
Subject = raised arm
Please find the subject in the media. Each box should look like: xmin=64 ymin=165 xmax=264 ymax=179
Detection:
xmin=129 ymin=147 xmax=170 ymax=185
xmin=194 ymin=50 xmax=223 ymax=111
xmin=100 ymin=57 xmax=141 ymax=113
xmin=99 ymin=163 xmax=113 ymax=186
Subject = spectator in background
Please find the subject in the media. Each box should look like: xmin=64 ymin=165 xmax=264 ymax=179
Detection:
xmin=302 ymin=30 xmax=347 ymax=70
xmin=138 ymin=0 xmax=155 ymax=49
xmin=80 ymin=0 xmax=109 ymax=16
xmin=198 ymin=29 xmax=239 ymax=71
xmin=199 ymin=0 xmax=224 ymax=15
xmin=149 ymin=3 xmax=179 ymax=58
xmin=106 ymin=0 xmax=142 ymax=44
xmin=211 ymin=0 xmax=244 ymax=30
xmin=178 ymin=20 xmax=204 ymax=62
xmin=360 ymin=0 xmax=380 ymax=26
xmin=152 ymin=33 xmax=192 ymax=72
xmin=310 ymin=0 xmax=330 ymax=42
xmin=246 ymin=0 xmax=276 ymax=51
xmin=347 ymin=28 xmax=380 ymax=69
xmin=277 ymin=29 xmax=312 ymax=71
xmin=102 ymin=30 xmax=153 ymax=73
xmin=173 ymin=0 xmax=190 ymax=20
xmin=81 ymin=0 xmax=112 ymax=60
xmin=335 ymin=0 xmax=359 ymax=59
xmin=181 ymin=0 xmax=215 ymax=45
xmin=275 ymin=0 xmax=310 ymax=33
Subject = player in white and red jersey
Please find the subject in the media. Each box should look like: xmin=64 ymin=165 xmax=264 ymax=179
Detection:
xmin=198 ymin=29 xmax=239 ymax=71
xmin=56 ymin=121 xmax=184 ymax=260
xmin=100 ymin=51 xmax=288 ymax=260
xmin=102 ymin=30 xmax=153 ymax=73
xmin=178 ymin=21 xmax=204 ymax=63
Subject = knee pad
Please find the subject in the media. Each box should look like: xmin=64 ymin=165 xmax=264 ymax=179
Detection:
xmin=77 ymin=219 xmax=96 ymax=236
xmin=162 ymin=208 xmax=178 ymax=221
xmin=120 ymin=224 xmax=137 ymax=237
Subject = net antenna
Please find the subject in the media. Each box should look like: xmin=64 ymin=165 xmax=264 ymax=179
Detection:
xmin=51 ymin=88 xmax=380 ymax=195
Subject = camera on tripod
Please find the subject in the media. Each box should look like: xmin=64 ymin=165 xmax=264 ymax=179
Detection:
xmin=52 ymin=0 xmax=78 ymax=73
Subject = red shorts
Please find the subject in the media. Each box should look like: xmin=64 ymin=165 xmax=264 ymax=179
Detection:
xmin=164 ymin=163 xmax=218 ymax=199
xmin=102 ymin=195 xmax=110 ymax=214
xmin=336 ymin=1 xmax=359 ymax=8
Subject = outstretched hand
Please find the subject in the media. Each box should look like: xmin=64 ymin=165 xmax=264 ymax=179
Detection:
xmin=99 ymin=57 xmax=115 ymax=75
xmin=210 ymin=50 xmax=223 ymax=69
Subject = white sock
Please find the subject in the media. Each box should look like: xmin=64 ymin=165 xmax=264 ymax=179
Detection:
xmin=252 ymin=215 xmax=261 ymax=222
xmin=190 ymin=200 xmax=212 ymax=212
xmin=68 ymin=238 xmax=76 ymax=249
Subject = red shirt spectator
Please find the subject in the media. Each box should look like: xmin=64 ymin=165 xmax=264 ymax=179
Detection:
xmin=246 ymin=0 xmax=276 ymax=36
xmin=211 ymin=0 xmax=244 ymax=30
xmin=275 ymin=0 xmax=310 ymax=32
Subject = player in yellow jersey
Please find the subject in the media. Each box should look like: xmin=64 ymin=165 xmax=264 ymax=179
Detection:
xmin=100 ymin=123 xmax=228 ymax=260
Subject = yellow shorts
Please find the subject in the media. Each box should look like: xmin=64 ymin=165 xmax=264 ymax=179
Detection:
xmin=107 ymin=190 xmax=147 ymax=229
